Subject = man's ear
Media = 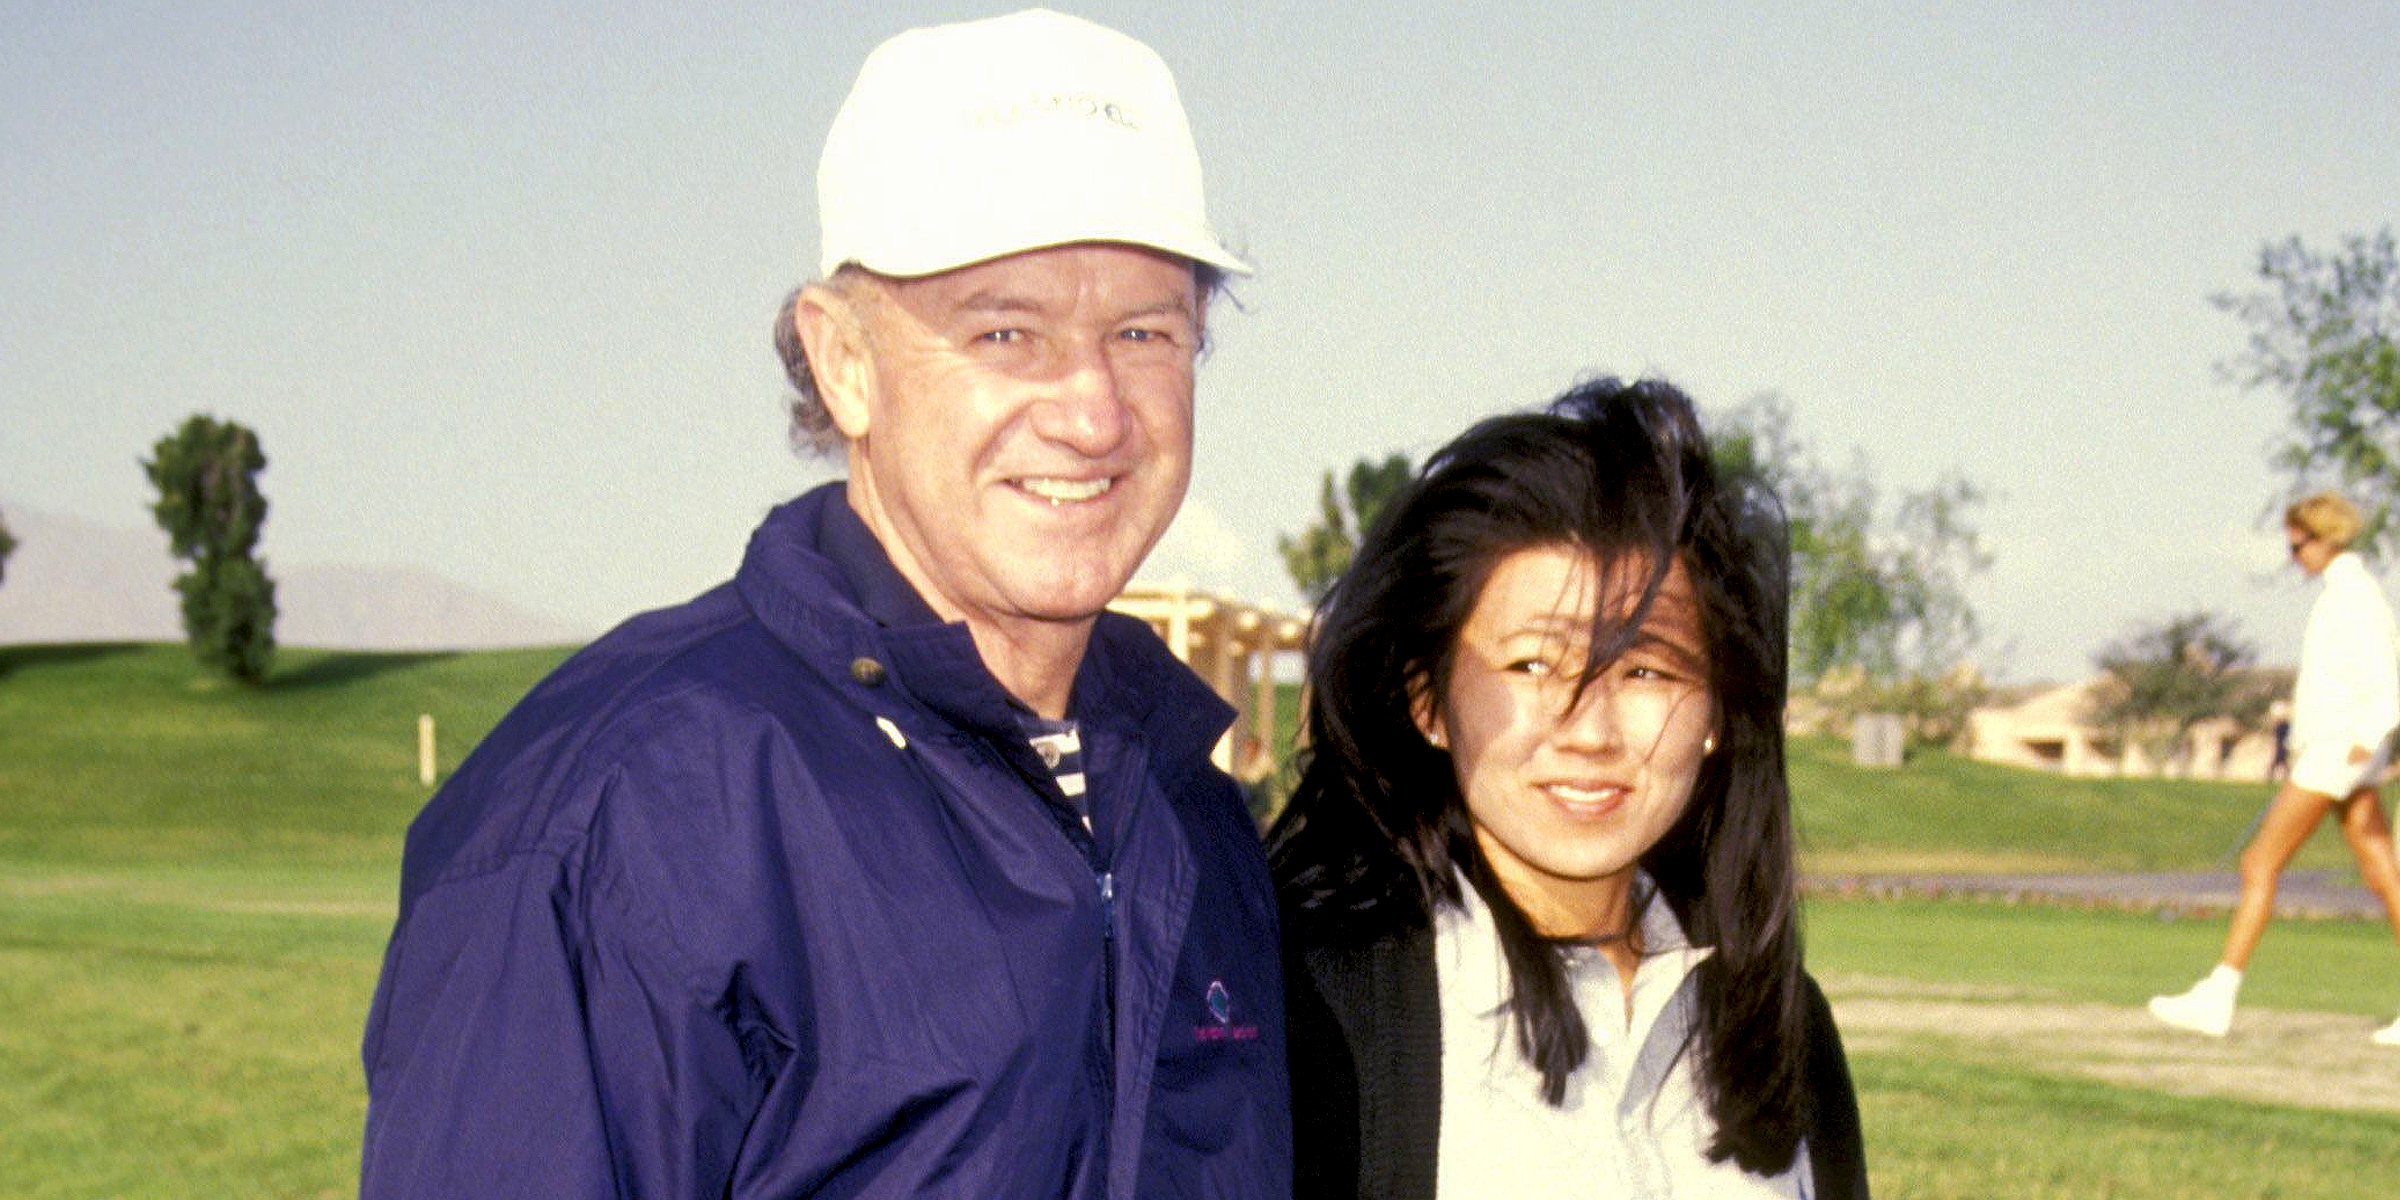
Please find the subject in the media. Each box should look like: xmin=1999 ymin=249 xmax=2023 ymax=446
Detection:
xmin=794 ymin=282 xmax=875 ymax=439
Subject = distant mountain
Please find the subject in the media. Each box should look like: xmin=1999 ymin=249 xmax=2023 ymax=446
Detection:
xmin=0 ymin=505 xmax=180 ymax=643
xmin=0 ymin=503 xmax=590 ymax=650
xmin=274 ymin=560 xmax=593 ymax=649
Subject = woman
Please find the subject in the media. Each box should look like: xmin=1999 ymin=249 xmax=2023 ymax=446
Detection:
xmin=1270 ymin=378 xmax=1868 ymax=1198
xmin=2149 ymin=491 xmax=2400 ymax=1043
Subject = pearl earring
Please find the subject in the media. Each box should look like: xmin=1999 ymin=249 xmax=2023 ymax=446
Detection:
xmin=1703 ymin=734 xmax=1718 ymax=755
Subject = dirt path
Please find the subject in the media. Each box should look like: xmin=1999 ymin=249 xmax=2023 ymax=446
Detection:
xmin=1808 ymin=870 xmax=2385 ymax=920
xmin=1826 ymin=973 xmax=2400 ymax=1115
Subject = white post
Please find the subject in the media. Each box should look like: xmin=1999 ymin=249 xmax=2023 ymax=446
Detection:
xmin=1166 ymin=585 xmax=1192 ymax=660
xmin=418 ymin=714 xmax=437 ymax=786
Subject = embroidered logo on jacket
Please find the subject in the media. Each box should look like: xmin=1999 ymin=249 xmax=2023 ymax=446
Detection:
xmin=1194 ymin=979 xmax=1259 ymax=1042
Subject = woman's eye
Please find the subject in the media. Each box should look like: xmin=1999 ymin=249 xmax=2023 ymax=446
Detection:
xmin=1505 ymin=657 xmax=1555 ymax=677
xmin=976 ymin=328 xmax=1027 ymax=344
xmin=1626 ymin=659 xmax=1697 ymax=686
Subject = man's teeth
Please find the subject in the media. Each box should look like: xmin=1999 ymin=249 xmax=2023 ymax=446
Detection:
xmin=1021 ymin=477 xmax=1111 ymax=504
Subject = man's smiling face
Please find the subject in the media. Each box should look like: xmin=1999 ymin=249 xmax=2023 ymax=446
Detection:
xmin=826 ymin=241 xmax=1204 ymax=638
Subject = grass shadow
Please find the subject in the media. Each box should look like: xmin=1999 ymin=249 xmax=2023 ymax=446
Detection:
xmin=269 ymin=650 xmax=459 ymax=691
xmin=0 ymin=641 xmax=153 ymax=679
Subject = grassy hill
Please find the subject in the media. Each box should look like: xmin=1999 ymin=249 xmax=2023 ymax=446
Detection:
xmin=4 ymin=642 xmax=2328 ymax=883
xmin=1785 ymin=734 xmax=2358 ymax=875
xmin=0 ymin=642 xmax=572 ymax=878
xmin=4 ymin=643 xmax=2393 ymax=1198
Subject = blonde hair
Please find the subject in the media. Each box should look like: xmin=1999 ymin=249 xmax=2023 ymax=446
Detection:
xmin=2286 ymin=490 xmax=2364 ymax=550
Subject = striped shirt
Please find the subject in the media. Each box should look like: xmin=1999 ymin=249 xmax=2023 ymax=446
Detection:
xmin=1024 ymin=719 xmax=1087 ymax=810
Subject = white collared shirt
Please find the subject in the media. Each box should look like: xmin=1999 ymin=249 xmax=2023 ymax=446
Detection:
xmin=2291 ymin=552 xmax=2400 ymax=756
xmin=1433 ymin=880 xmax=1809 ymax=1199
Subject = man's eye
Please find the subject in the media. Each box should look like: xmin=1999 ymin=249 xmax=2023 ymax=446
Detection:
xmin=1116 ymin=326 xmax=1179 ymax=345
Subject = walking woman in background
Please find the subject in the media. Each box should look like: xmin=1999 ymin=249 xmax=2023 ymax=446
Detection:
xmin=2150 ymin=491 xmax=2400 ymax=1043
xmin=1270 ymin=378 xmax=1868 ymax=1198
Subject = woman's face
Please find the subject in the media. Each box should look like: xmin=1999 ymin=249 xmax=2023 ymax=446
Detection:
xmin=1423 ymin=543 xmax=1720 ymax=936
xmin=2288 ymin=523 xmax=2340 ymax=576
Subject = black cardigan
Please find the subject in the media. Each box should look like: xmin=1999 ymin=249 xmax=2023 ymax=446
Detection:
xmin=1285 ymin=913 xmax=1870 ymax=1200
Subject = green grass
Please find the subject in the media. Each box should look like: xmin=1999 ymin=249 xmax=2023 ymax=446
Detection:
xmin=8 ymin=644 xmax=2400 ymax=1196
xmin=0 ymin=642 xmax=568 ymax=1200
xmin=1851 ymin=1053 xmax=2400 ymax=1199
xmin=0 ymin=888 xmax=389 ymax=1198
xmin=1805 ymin=895 xmax=2400 ymax=1017
xmin=1787 ymin=735 xmax=2360 ymax=876
xmin=1805 ymin=895 xmax=2400 ymax=1192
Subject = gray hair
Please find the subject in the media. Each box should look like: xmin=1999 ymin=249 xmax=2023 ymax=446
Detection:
xmin=773 ymin=280 xmax=845 ymax=456
xmin=774 ymin=262 xmax=1231 ymax=458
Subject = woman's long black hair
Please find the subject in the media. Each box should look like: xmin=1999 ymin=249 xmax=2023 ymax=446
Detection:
xmin=1267 ymin=376 xmax=1807 ymax=1175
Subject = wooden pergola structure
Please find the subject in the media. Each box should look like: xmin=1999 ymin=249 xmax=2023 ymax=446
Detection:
xmin=1108 ymin=584 xmax=1308 ymax=779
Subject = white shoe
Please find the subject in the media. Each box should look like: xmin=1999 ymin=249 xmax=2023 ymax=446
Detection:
xmin=2373 ymin=1015 xmax=2400 ymax=1046
xmin=2148 ymin=979 xmax=2235 ymax=1038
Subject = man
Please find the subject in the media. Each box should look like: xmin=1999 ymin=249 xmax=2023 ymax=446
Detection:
xmin=358 ymin=11 xmax=1289 ymax=1197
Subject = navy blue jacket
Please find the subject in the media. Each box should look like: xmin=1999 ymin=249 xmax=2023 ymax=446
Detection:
xmin=360 ymin=484 xmax=1291 ymax=1198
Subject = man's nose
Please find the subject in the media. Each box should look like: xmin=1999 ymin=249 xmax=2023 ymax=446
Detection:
xmin=1029 ymin=340 xmax=1130 ymax=456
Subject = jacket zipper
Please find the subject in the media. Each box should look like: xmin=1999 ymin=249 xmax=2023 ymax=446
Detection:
xmin=1076 ymin=799 xmax=1116 ymax=1184
xmin=1001 ymin=737 xmax=1119 ymax=1180
xmin=1097 ymin=868 xmax=1117 ymax=1066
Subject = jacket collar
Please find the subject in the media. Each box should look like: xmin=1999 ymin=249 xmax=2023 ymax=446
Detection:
xmin=734 ymin=483 xmax=1233 ymax=765
xmin=810 ymin=480 xmax=946 ymax=630
xmin=2326 ymin=551 xmax=2371 ymax=587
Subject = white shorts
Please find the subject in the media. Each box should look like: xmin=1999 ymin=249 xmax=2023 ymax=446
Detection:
xmin=2290 ymin=735 xmax=2396 ymax=798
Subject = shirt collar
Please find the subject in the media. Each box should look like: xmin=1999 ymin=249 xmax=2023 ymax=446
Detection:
xmin=1436 ymin=871 xmax=1712 ymax=1019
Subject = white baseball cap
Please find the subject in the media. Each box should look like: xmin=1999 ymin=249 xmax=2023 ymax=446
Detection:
xmin=816 ymin=8 xmax=1250 ymax=279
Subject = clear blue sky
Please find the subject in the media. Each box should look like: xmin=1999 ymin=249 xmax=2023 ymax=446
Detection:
xmin=6 ymin=1 xmax=2396 ymax=681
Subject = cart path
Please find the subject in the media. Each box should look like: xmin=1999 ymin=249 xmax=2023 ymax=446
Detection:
xmin=1825 ymin=973 xmax=2400 ymax=1116
xmin=1805 ymin=869 xmax=2386 ymax=920
xmin=1811 ymin=872 xmax=2400 ymax=1117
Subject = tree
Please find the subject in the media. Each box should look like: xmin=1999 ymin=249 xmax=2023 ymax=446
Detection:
xmin=2216 ymin=227 xmax=2400 ymax=551
xmin=0 ymin=506 xmax=14 ymax=587
xmin=1276 ymin=452 xmax=1413 ymax=604
xmin=2086 ymin=611 xmax=2274 ymax=773
xmin=1713 ymin=394 xmax=1991 ymax=750
xmin=1713 ymin=393 xmax=1990 ymax=684
xmin=144 ymin=415 xmax=277 ymax=682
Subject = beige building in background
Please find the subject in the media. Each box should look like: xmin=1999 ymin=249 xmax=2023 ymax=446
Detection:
xmin=1965 ymin=675 xmax=2284 ymax=780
